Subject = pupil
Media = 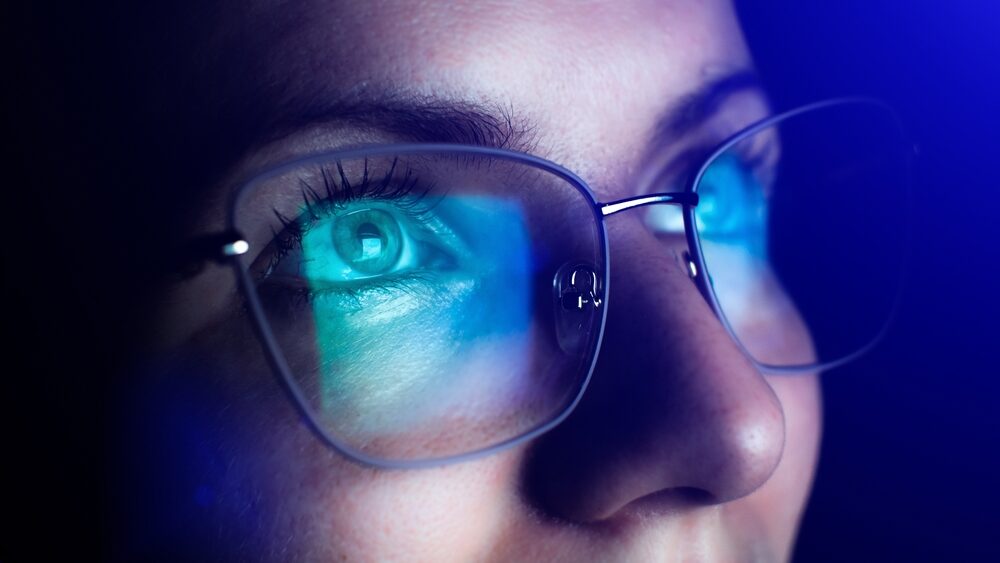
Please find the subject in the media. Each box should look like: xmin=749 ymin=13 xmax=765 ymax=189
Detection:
xmin=357 ymin=222 xmax=381 ymax=239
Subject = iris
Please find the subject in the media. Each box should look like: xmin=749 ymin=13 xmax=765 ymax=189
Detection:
xmin=331 ymin=209 xmax=403 ymax=275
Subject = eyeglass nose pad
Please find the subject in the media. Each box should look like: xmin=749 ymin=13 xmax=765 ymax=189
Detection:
xmin=553 ymin=262 xmax=603 ymax=354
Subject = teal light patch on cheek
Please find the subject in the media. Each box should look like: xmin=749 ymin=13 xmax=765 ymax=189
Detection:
xmin=301 ymin=195 xmax=534 ymax=433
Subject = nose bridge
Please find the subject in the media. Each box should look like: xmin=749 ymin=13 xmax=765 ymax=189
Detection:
xmin=599 ymin=192 xmax=709 ymax=304
xmin=523 ymin=213 xmax=790 ymax=522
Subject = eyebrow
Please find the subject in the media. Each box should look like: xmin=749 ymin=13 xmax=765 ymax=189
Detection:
xmin=257 ymin=70 xmax=762 ymax=156
xmin=248 ymin=69 xmax=761 ymax=167
xmin=268 ymin=94 xmax=538 ymax=152
xmin=655 ymin=70 xmax=762 ymax=140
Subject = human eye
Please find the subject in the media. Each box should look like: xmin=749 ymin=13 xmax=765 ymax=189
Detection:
xmin=694 ymin=151 xmax=773 ymax=259
xmin=692 ymin=132 xmax=801 ymax=350
xmin=642 ymin=138 xmax=777 ymax=264
xmin=256 ymin=160 xmax=466 ymax=311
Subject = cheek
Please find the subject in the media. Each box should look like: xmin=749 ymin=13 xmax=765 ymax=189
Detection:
xmin=151 ymin=324 xmax=522 ymax=561
xmin=183 ymin=321 xmax=525 ymax=560
xmin=256 ymin=426 xmax=522 ymax=561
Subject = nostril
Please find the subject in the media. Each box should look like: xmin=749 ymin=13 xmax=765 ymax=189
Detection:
xmin=614 ymin=487 xmax=717 ymax=520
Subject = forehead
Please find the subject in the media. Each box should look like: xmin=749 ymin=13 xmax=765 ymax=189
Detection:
xmin=193 ymin=0 xmax=748 ymax=194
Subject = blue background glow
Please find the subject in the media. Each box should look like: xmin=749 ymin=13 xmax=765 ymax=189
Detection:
xmin=738 ymin=1 xmax=1000 ymax=560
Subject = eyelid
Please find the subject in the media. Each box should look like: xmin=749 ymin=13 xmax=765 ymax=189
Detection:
xmin=684 ymin=130 xmax=781 ymax=198
xmin=238 ymin=159 xmax=418 ymax=265
xmin=635 ymin=144 xmax=711 ymax=196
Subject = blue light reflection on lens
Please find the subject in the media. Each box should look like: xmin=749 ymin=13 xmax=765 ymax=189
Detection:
xmin=696 ymin=153 xmax=770 ymax=259
xmin=300 ymin=195 xmax=533 ymax=434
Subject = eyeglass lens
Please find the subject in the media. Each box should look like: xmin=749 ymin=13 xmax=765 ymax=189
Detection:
xmin=693 ymin=101 xmax=910 ymax=368
xmin=234 ymin=151 xmax=605 ymax=461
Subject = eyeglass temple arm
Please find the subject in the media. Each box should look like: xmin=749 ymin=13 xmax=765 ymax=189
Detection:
xmin=172 ymin=230 xmax=249 ymax=279
xmin=600 ymin=192 xmax=699 ymax=216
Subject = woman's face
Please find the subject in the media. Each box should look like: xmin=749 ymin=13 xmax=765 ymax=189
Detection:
xmin=144 ymin=0 xmax=821 ymax=560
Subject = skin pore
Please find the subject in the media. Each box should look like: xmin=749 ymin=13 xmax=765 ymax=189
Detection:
xmin=134 ymin=0 xmax=822 ymax=560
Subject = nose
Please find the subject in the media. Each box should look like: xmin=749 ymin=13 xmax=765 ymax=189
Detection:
xmin=523 ymin=214 xmax=786 ymax=522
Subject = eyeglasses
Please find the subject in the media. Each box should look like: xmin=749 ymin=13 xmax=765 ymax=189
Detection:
xmin=198 ymin=98 xmax=912 ymax=468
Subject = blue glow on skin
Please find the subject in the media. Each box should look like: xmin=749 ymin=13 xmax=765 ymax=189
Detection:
xmin=693 ymin=152 xmax=775 ymax=330
xmin=695 ymin=153 xmax=769 ymax=259
xmin=692 ymin=152 xmax=815 ymax=363
xmin=299 ymin=195 xmax=533 ymax=437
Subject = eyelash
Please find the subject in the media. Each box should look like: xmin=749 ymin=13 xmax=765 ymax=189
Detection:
xmin=263 ymin=158 xmax=434 ymax=278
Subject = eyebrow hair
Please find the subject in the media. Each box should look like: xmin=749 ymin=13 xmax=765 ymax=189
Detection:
xmin=259 ymin=70 xmax=761 ymax=155
xmin=657 ymin=70 xmax=762 ymax=138
xmin=269 ymin=95 xmax=538 ymax=152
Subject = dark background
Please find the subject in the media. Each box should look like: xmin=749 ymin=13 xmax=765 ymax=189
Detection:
xmin=737 ymin=1 xmax=1000 ymax=560
xmin=4 ymin=1 xmax=999 ymax=561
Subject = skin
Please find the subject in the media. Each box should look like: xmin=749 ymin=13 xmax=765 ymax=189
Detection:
xmin=130 ymin=0 xmax=822 ymax=560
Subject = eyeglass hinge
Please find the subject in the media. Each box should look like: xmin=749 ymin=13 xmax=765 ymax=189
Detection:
xmin=173 ymin=231 xmax=249 ymax=279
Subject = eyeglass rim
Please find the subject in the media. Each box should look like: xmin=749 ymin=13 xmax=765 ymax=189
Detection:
xmin=222 ymin=97 xmax=913 ymax=469
xmin=227 ymin=143 xmax=612 ymax=469
xmin=684 ymin=97 xmax=915 ymax=374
